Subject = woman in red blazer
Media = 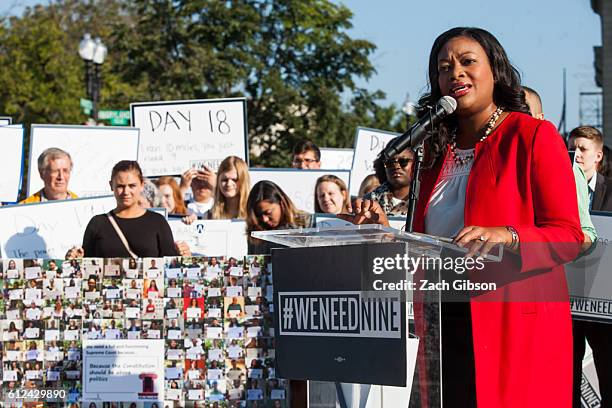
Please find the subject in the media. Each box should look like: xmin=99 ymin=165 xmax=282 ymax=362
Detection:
xmin=345 ymin=27 xmax=583 ymax=407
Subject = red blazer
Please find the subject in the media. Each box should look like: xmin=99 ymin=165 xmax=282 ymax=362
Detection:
xmin=413 ymin=112 xmax=583 ymax=407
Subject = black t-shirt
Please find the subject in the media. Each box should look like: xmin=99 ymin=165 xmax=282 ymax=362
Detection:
xmin=82 ymin=211 xmax=178 ymax=258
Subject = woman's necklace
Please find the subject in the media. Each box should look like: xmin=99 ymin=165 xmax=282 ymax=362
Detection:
xmin=448 ymin=107 xmax=504 ymax=165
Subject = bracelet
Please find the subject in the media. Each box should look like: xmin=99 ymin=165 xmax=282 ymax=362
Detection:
xmin=505 ymin=226 xmax=519 ymax=250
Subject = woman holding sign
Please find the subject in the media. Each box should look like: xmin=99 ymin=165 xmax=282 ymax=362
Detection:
xmin=341 ymin=27 xmax=582 ymax=407
xmin=82 ymin=161 xmax=184 ymax=258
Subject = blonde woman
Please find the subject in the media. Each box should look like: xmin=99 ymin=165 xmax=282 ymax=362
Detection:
xmin=208 ymin=156 xmax=250 ymax=219
xmin=314 ymin=175 xmax=350 ymax=214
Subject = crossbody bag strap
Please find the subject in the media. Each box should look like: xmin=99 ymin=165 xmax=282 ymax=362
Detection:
xmin=106 ymin=212 xmax=138 ymax=259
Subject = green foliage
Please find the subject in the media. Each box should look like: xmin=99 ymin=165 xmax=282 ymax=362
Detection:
xmin=0 ymin=0 xmax=406 ymax=168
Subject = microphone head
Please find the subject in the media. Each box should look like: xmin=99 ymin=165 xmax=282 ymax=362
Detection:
xmin=438 ymin=96 xmax=457 ymax=115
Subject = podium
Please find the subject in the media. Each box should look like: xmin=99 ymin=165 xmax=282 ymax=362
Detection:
xmin=253 ymin=225 xmax=497 ymax=407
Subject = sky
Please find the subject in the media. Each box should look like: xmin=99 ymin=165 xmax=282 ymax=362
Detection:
xmin=5 ymin=0 xmax=602 ymax=131
xmin=338 ymin=0 xmax=601 ymax=130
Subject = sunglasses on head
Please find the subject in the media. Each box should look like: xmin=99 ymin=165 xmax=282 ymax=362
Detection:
xmin=383 ymin=157 xmax=414 ymax=168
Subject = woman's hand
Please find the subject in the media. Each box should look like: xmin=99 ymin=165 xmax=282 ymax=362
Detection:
xmin=182 ymin=213 xmax=197 ymax=225
xmin=337 ymin=198 xmax=390 ymax=227
xmin=454 ymin=226 xmax=513 ymax=257
xmin=175 ymin=241 xmax=192 ymax=257
xmin=196 ymin=165 xmax=217 ymax=190
xmin=179 ymin=168 xmax=198 ymax=195
xmin=65 ymin=246 xmax=84 ymax=259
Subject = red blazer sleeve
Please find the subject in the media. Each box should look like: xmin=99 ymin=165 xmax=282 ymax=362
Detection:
xmin=514 ymin=120 xmax=583 ymax=272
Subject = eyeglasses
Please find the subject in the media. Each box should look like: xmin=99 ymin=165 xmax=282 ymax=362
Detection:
xmin=383 ymin=157 xmax=414 ymax=168
xmin=292 ymin=158 xmax=319 ymax=165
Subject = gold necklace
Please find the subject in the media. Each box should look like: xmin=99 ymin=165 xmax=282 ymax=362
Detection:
xmin=448 ymin=107 xmax=504 ymax=165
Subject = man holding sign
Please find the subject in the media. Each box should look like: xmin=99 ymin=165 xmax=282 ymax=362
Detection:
xmin=21 ymin=148 xmax=78 ymax=203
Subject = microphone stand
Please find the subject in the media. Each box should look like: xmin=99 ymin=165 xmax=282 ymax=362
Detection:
xmin=406 ymin=142 xmax=424 ymax=233
xmin=405 ymin=107 xmax=434 ymax=233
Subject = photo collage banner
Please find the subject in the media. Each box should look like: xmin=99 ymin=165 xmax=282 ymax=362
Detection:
xmin=0 ymin=256 xmax=287 ymax=408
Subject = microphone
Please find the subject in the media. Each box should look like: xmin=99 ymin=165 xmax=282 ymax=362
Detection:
xmin=380 ymin=96 xmax=457 ymax=160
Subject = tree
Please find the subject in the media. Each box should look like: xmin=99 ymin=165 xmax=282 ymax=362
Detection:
xmin=113 ymin=0 xmax=401 ymax=166
xmin=0 ymin=0 xmax=404 ymax=168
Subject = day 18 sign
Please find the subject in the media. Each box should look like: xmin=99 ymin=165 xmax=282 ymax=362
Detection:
xmin=131 ymin=98 xmax=248 ymax=176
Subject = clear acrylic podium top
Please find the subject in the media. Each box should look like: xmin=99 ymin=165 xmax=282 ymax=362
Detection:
xmin=252 ymin=224 xmax=502 ymax=261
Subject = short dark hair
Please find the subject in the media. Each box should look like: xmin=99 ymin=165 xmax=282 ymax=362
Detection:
xmin=110 ymin=160 xmax=144 ymax=183
xmin=292 ymin=140 xmax=321 ymax=161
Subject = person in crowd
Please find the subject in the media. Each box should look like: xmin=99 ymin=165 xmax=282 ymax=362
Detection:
xmin=341 ymin=27 xmax=582 ymax=407
xmin=363 ymin=148 xmax=415 ymax=216
xmin=139 ymin=179 xmax=161 ymax=209
xmin=523 ymin=86 xmax=544 ymax=120
xmin=569 ymin=125 xmax=612 ymax=408
xmin=524 ymin=86 xmax=597 ymax=247
xmin=599 ymin=145 xmax=611 ymax=179
xmin=571 ymin=126 xmax=612 ymax=210
xmin=314 ymin=175 xmax=350 ymax=214
xmin=21 ymin=148 xmax=77 ymax=203
xmin=246 ymin=181 xmax=311 ymax=254
xmin=156 ymin=176 xmax=189 ymax=216
xmin=207 ymin=156 xmax=251 ymax=220
xmin=180 ymin=165 xmax=216 ymax=217
xmin=291 ymin=140 xmax=321 ymax=169
xmin=81 ymin=160 xmax=188 ymax=257
xmin=357 ymin=174 xmax=381 ymax=197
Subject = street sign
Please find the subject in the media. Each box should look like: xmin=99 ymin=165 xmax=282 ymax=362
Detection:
xmin=98 ymin=110 xmax=130 ymax=126
xmin=80 ymin=98 xmax=93 ymax=115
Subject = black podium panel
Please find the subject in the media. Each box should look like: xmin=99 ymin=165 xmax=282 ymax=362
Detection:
xmin=272 ymin=242 xmax=407 ymax=386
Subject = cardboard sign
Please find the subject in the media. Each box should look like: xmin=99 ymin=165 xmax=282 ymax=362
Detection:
xmin=0 ymin=126 xmax=24 ymax=202
xmin=168 ymin=219 xmax=247 ymax=257
xmin=131 ymin=98 xmax=248 ymax=176
xmin=349 ymin=127 xmax=399 ymax=196
xmin=319 ymin=148 xmax=354 ymax=170
xmin=0 ymin=196 xmax=116 ymax=259
xmin=27 ymin=125 xmax=139 ymax=197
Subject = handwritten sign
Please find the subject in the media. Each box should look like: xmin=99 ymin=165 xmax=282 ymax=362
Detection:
xmin=0 ymin=196 xmax=116 ymax=259
xmin=319 ymin=148 xmax=354 ymax=170
xmin=131 ymin=98 xmax=248 ymax=176
xmin=27 ymin=125 xmax=140 ymax=197
xmin=0 ymin=126 xmax=24 ymax=202
xmin=249 ymin=169 xmax=350 ymax=213
xmin=349 ymin=127 xmax=399 ymax=196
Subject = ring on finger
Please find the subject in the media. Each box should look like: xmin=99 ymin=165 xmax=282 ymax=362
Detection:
xmin=478 ymin=235 xmax=486 ymax=242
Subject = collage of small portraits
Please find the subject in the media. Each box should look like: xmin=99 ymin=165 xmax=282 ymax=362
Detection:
xmin=0 ymin=256 xmax=287 ymax=408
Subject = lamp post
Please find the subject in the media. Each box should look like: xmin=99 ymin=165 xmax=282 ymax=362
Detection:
xmin=78 ymin=33 xmax=107 ymax=122
xmin=401 ymin=93 xmax=417 ymax=126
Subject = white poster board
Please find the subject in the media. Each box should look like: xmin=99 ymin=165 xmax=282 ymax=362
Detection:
xmin=0 ymin=126 xmax=24 ymax=202
xmin=28 ymin=125 xmax=140 ymax=197
xmin=168 ymin=219 xmax=247 ymax=257
xmin=0 ymin=196 xmax=116 ymax=259
xmin=349 ymin=127 xmax=399 ymax=196
xmin=319 ymin=148 xmax=354 ymax=170
xmin=567 ymin=212 xmax=612 ymax=322
xmin=0 ymin=116 xmax=12 ymax=125
xmin=83 ymin=339 xmax=164 ymax=402
xmin=131 ymin=98 xmax=248 ymax=176
xmin=249 ymin=169 xmax=350 ymax=213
